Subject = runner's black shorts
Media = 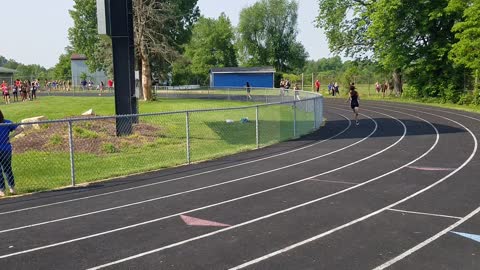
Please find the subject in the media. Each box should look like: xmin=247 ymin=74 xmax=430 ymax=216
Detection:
xmin=351 ymin=102 xmax=359 ymax=110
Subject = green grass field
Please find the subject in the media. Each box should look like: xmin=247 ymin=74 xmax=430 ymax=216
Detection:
xmin=311 ymin=84 xmax=480 ymax=114
xmin=5 ymin=96 xmax=315 ymax=194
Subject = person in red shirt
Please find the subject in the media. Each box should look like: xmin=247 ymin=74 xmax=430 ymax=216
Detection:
xmin=315 ymin=80 xmax=320 ymax=93
xmin=0 ymin=81 xmax=7 ymax=90
xmin=107 ymin=79 xmax=114 ymax=91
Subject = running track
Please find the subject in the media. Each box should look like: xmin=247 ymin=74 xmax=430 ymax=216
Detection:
xmin=0 ymin=99 xmax=479 ymax=270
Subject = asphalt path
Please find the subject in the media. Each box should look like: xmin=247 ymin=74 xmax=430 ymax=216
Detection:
xmin=0 ymin=99 xmax=479 ymax=270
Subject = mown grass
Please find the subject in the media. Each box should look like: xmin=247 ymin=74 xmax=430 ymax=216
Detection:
xmin=5 ymin=96 xmax=315 ymax=195
xmin=316 ymin=84 xmax=480 ymax=114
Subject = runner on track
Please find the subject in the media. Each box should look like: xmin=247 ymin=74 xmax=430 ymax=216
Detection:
xmin=348 ymin=83 xmax=360 ymax=126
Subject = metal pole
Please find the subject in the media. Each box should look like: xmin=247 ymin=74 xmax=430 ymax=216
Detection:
xmin=186 ymin=111 xmax=191 ymax=164
xmin=312 ymin=73 xmax=314 ymax=91
xmin=256 ymin=106 xmax=259 ymax=149
xmin=301 ymin=73 xmax=304 ymax=90
xmin=68 ymin=121 xmax=76 ymax=187
xmin=313 ymin=98 xmax=317 ymax=130
xmin=293 ymin=101 xmax=297 ymax=138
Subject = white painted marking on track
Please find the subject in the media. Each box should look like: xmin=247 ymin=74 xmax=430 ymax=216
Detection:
xmin=0 ymin=112 xmax=372 ymax=234
xmin=388 ymin=208 xmax=462 ymax=220
xmin=82 ymin=109 xmax=412 ymax=270
xmin=373 ymin=206 xmax=480 ymax=270
xmin=407 ymin=166 xmax=455 ymax=171
xmin=0 ymin=109 xmax=403 ymax=259
xmin=227 ymin=106 xmax=476 ymax=270
xmin=308 ymin=179 xmax=357 ymax=185
xmin=0 ymin=112 xmax=353 ymax=216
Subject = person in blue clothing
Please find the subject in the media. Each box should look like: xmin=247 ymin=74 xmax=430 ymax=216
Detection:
xmin=0 ymin=110 xmax=18 ymax=197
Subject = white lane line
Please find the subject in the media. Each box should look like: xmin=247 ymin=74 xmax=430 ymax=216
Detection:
xmin=0 ymin=109 xmax=402 ymax=259
xmin=407 ymin=166 xmax=456 ymax=171
xmin=0 ymin=112 xmax=352 ymax=216
xmin=83 ymin=110 xmax=414 ymax=270
xmin=308 ymin=179 xmax=357 ymax=185
xmin=373 ymin=206 xmax=480 ymax=270
xmin=227 ymin=107 xmax=476 ymax=270
xmin=388 ymin=208 xmax=462 ymax=220
xmin=0 ymin=111 xmax=372 ymax=234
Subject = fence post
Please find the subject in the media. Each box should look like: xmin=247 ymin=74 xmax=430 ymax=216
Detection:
xmin=293 ymin=100 xmax=297 ymax=138
xmin=301 ymin=73 xmax=304 ymax=90
xmin=68 ymin=120 xmax=76 ymax=187
xmin=313 ymin=98 xmax=318 ymax=130
xmin=186 ymin=111 xmax=191 ymax=164
xmin=256 ymin=106 xmax=259 ymax=149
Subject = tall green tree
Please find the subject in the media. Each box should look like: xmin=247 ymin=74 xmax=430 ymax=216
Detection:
xmin=237 ymin=0 xmax=308 ymax=72
xmin=450 ymin=0 xmax=480 ymax=88
xmin=316 ymin=0 xmax=467 ymax=99
xmin=53 ymin=48 xmax=74 ymax=80
xmin=174 ymin=14 xmax=237 ymax=85
xmin=68 ymin=0 xmax=109 ymax=73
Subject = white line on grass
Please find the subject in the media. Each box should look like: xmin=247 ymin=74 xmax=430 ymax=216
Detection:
xmin=227 ymin=106 xmax=476 ymax=270
xmin=0 ymin=112 xmax=353 ymax=216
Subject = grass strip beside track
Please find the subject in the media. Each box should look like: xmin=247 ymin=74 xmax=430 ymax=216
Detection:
xmin=4 ymin=96 xmax=315 ymax=194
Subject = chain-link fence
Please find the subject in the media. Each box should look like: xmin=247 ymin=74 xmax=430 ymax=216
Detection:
xmin=1 ymin=90 xmax=323 ymax=195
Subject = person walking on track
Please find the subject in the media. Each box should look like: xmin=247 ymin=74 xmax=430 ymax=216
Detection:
xmin=348 ymin=83 xmax=360 ymax=126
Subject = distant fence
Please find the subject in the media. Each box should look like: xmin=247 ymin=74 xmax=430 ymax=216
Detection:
xmin=2 ymin=89 xmax=323 ymax=195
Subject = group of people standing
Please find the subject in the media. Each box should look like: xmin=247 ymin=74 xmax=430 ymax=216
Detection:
xmin=1 ymin=80 xmax=38 ymax=104
xmin=375 ymin=81 xmax=397 ymax=97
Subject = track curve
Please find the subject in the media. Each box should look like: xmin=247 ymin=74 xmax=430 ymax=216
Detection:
xmin=0 ymin=99 xmax=479 ymax=270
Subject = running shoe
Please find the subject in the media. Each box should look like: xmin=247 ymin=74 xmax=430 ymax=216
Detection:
xmin=0 ymin=190 xmax=5 ymax=197
xmin=9 ymin=188 xmax=16 ymax=195
xmin=356 ymin=121 xmax=359 ymax=126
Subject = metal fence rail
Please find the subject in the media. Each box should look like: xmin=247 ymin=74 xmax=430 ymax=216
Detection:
xmin=1 ymin=89 xmax=323 ymax=195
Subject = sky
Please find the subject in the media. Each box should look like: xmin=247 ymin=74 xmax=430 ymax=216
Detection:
xmin=0 ymin=0 xmax=331 ymax=69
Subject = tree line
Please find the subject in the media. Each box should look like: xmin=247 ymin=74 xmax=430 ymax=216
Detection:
xmin=2 ymin=0 xmax=479 ymax=105
xmin=317 ymin=0 xmax=480 ymax=104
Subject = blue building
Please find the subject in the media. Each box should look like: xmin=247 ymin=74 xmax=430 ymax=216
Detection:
xmin=210 ymin=67 xmax=275 ymax=88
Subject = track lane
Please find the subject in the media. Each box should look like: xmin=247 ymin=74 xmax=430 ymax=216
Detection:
xmin=0 ymin=107 xmax=408 ymax=268
xmin=222 ymin=103 xmax=477 ymax=270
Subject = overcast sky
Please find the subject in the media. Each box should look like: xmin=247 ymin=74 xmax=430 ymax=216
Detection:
xmin=0 ymin=0 xmax=331 ymax=69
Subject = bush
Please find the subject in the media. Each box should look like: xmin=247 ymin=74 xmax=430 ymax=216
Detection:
xmin=402 ymin=85 xmax=420 ymax=99
xmin=457 ymin=93 xmax=474 ymax=105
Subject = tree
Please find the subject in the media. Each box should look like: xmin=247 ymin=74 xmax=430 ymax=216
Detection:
xmin=133 ymin=0 xmax=199 ymax=100
xmin=69 ymin=0 xmax=104 ymax=72
xmin=69 ymin=0 xmax=199 ymax=101
xmin=316 ymin=0 xmax=467 ymax=100
xmin=52 ymin=47 xmax=74 ymax=80
xmin=237 ymin=0 xmax=308 ymax=72
xmin=450 ymin=0 xmax=480 ymax=88
xmin=0 ymin=56 xmax=7 ymax=67
xmin=174 ymin=14 xmax=237 ymax=85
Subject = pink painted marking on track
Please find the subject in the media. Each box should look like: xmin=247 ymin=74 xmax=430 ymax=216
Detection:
xmin=407 ymin=166 xmax=455 ymax=171
xmin=180 ymin=215 xmax=230 ymax=227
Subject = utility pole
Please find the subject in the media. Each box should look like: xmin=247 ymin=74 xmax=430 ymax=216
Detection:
xmin=97 ymin=0 xmax=137 ymax=136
